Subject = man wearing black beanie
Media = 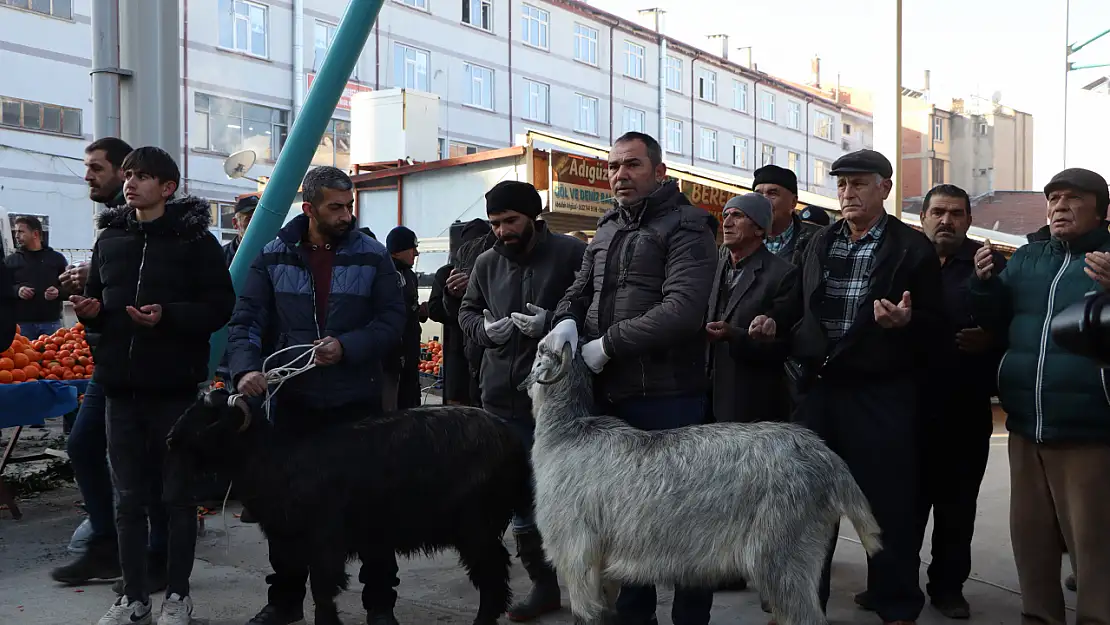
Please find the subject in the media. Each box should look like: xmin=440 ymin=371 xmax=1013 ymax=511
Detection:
xmin=753 ymin=164 xmax=821 ymax=268
xmin=383 ymin=226 xmax=427 ymax=411
xmin=458 ymin=180 xmax=586 ymax=622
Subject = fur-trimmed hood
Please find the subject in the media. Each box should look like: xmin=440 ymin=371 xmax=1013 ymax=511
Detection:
xmin=96 ymin=195 xmax=213 ymax=239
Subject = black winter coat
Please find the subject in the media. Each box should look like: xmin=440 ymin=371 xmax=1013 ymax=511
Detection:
xmin=383 ymin=257 xmax=424 ymax=409
xmin=427 ymin=263 xmax=471 ymax=403
xmin=5 ymin=246 xmax=70 ymax=323
xmin=80 ymin=196 xmax=236 ymax=396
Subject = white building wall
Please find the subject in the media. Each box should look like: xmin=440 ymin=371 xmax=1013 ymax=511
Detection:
xmin=2 ymin=0 xmax=866 ymax=252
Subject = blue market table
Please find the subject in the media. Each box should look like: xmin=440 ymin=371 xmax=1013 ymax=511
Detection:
xmin=0 ymin=379 xmax=88 ymax=520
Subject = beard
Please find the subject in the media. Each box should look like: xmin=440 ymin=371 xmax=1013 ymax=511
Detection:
xmin=89 ymin=181 xmax=121 ymax=204
xmin=311 ymin=209 xmax=351 ymax=239
xmin=499 ymin=220 xmax=535 ymax=251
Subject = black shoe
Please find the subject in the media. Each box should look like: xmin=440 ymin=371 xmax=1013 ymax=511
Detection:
xmin=110 ymin=554 xmax=167 ymax=596
xmin=1065 ymin=573 xmax=1077 ymax=592
xmin=50 ymin=543 xmax=121 ymax=585
xmin=240 ymin=507 xmax=258 ymax=524
xmin=931 ymin=593 xmax=971 ymax=619
xmin=366 ymin=609 xmax=399 ymax=625
xmin=853 ymin=590 xmax=876 ymax=612
xmin=245 ymin=603 xmax=306 ymax=625
xmin=507 ymin=530 xmax=562 ymax=622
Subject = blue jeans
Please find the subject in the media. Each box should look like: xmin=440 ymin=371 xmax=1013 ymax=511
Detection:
xmin=501 ymin=417 xmax=537 ymax=533
xmin=19 ymin=320 xmax=61 ymax=339
xmin=67 ymin=381 xmax=168 ymax=556
xmin=605 ymin=393 xmax=715 ymax=625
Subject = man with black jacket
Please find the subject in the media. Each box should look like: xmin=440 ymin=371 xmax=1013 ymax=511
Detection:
xmin=459 ymin=180 xmax=586 ymax=622
xmin=222 ymin=195 xmax=257 ymax=266
xmin=540 ymin=132 xmax=719 ymax=625
xmin=427 ymin=218 xmax=492 ymax=405
xmin=71 ymin=146 xmax=236 ymax=625
xmin=383 ymin=226 xmax=426 ymax=411
xmin=791 ymin=149 xmax=943 ymax=625
xmin=442 ymin=225 xmax=497 ymax=404
xmin=6 ymin=215 xmax=70 ymax=338
xmin=754 ymin=165 xmax=821 ymax=267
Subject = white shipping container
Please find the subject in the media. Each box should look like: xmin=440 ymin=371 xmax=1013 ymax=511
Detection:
xmin=350 ymin=89 xmax=441 ymax=165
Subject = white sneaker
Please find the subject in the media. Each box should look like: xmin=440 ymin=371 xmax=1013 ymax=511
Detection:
xmin=97 ymin=596 xmax=152 ymax=625
xmin=157 ymin=593 xmax=194 ymax=625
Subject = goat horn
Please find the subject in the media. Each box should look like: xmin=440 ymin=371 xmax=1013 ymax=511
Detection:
xmin=538 ymin=342 xmax=573 ymax=385
xmin=228 ymin=393 xmax=252 ymax=433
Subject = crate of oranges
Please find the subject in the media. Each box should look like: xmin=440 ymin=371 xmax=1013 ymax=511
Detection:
xmin=0 ymin=323 xmax=95 ymax=384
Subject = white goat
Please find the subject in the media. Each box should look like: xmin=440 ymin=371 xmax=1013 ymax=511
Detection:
xmin=518 ymin=342 xmax=883 ymax=625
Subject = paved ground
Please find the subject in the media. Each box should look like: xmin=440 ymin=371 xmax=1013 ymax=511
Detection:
xmin=0 ymin=416 xmax=1077 ymax=624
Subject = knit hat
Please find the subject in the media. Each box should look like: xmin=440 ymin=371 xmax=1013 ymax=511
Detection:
xmin=723 ymin=193 xmax=772 ymax=232
xmin=485 ymin=180 xmax=542 ymax=219
xmin=752 ymin=165 xmax=798 ymax=196
xmin=460 ymin=218 xmax=492 ymax=243
xmin=386 ymin=226 xmax=418 ymax=253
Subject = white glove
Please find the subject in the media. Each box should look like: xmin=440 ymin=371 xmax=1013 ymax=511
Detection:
xmin=581 ymin=338 xmax=610 ymax=373
xmin=541 ymin=318 xmax=580 ymax=357
xmin=510 ymin=303 xmax=549 ymax=338
xmin=483 ymin=309 xmax=514 ymax=345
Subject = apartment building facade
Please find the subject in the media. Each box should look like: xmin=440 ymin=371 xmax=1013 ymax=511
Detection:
xmin=1 ymin=0 xmax=868 ymax=251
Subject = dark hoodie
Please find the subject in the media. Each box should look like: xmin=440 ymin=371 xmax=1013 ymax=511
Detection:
xmin=80 ymin=195 xmax=236 ymax=397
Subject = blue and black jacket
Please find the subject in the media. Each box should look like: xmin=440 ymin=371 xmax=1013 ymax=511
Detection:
xmin=226 ymin=214 xmax=407 ymax=409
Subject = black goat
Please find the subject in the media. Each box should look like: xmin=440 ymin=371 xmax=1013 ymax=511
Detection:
xmin=167 ymin=389 xmax=531 ymax=625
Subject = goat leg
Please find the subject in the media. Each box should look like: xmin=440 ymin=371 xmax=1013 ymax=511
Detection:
xmin=455 ymin=532 xmax=513 ymax=625
xmin=308 ymin=544 xmax=350 ymax=625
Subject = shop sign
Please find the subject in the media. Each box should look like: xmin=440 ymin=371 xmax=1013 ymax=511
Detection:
xmin=306 ymin=72 xmax=373 ymax=111
xmin=548 ymin=150 xmax=614 ymax=216
xmin=681 ymin=180 xmax=744 ymax=222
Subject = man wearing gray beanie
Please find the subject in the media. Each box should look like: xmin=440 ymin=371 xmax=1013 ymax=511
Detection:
xmin=457 ymin=180 xmax=586 ymax=621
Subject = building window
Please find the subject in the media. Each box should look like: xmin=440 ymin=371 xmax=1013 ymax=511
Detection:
xmin=696 ymin=68 xmax=717 ymax=103
xmin=218 ymin=0 xmax=268 ymax=58
xmin=788 ymin=101 xmax=802 ymax=130
xmin=522 ymin=79 xmax=549 ymax=123
xmin=932 ymin=159 xmax=945 ymax=183
xmin=760 ymin=143 xmax=775 ymax=166
xmin=193 ymin=93 xmax=288 ymax=160
xmin=0 ymin=96 xmax=82 ymax=137
xmin=814 ymin=158 xmax=829 ymax=182
xmin=574 ymin=24 xmax=598 ymax=66
xmin=624 ymin=41 xmax=646 ymax=80
xmin=760 ymin=91 xmax=775 ymax=122
xmin=521 ymin=4 xmax=549 ymax=50
xmin=843 ymin=122 xmax=852 ymax=136
xmin=814 ymin=110 xmax=833 ymax=140
xmin=393 ymin=43 xmax=429 ymax=91
xmin=463 ymin=63 xmax=494 ymax=110
xmin=978 ymin=122 xmax=988 ymax=136
xmin=665 ymin=118 xmax=682 ymax=154
xmin=699 ymin=128 xmax=717 ymax=161
xmin=623 ymin=107 xmax=646 ymax=133
xmin=440 ymin=139 xmax=489 ymax=159
xmin=396 ymin=0 xmax=428 ymax=9
xmin=733 ymin=81 xmax=748 ymax=112
xmin=788 ymin=151 xmax=800 ymax=176
xmin=462 ymin=0 xmax=492 ymax=31
xmin=311 ymin=119 xmax=351 ymax=169
xmin=933 ymin=116 xmax=944 ymax=142
xmin=665 ymin=56 xmax=682 ymax=92
xmin=732 ymin=137 xmax=748 ymax=169
xmin=313 ymin=21 xmax=337 ymax=70
xmin=2 ymin=0 xmax=72 ymax=19
xmin=574 ymin=93 xmax=598 ymax=135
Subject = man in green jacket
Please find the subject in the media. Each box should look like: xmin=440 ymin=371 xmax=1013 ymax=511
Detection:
xmin=969 ymin=167 xmax=1110 ymax=625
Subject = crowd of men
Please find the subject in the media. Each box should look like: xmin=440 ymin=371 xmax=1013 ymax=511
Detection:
xmin=17 ymin=128 xmax=1108 ymax=625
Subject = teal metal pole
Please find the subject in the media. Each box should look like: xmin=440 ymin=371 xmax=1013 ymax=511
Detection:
xmin=207 ymin=0 xmax=386 ymax=377
xmin=1070 ymin=27 xmax=1110 ymax=54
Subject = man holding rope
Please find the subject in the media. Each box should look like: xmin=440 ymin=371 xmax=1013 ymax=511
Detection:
xmin=226 ymin=165 xmax=407 ymax=625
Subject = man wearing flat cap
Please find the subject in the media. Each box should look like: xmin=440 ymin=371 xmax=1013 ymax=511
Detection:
xmin=223 ymin=194 xmax=258 ymax=266
xmin=753 ymin=164 xmax=822 ymax=267
xmin=383 ymin=226 xmax=427 ymax=411
xmin=458 ymin=180 xmax=586 ymax=622
xmin=791 ymin=148 xmax=944 ymax=625
xmin=969 ymin=167 xmax=1110 ymax=625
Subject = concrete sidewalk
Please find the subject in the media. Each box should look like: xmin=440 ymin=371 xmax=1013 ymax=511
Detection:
xmin=0 ymin=431 xmax=1075 ymax=625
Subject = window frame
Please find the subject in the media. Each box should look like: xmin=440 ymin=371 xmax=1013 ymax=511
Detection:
xmin=732 ymin=80 xmax=748 ymax=112
xmin=623 ymin=107 xmax=646 ymax=134
xmin=463 ymin=62 xmax=495 ymax=111
xmin=665 ymin=56 xmax=682 ymax=93
xmin=520 ymin=3 xmax=550 ymax=50
xmin=732 ymin=136 xmax=749 ymax=169
xmin=933 ymin=116 xmax=944 ymax=142
xmin=696 ymin=67 xmax=717 ymax=103
xmin=393 ymin=42 xmax=430 ymax=91
xmin=574 ymin=93 xmax=599 ymax=136
xmin=395 ymin=0 xmax=429 ymax=10
xmin=760 ymin=143 xmax=775 ymax=167
xmin=760 ymin=91 xmax=775 ymax=122
xmin=522 ymin=78 xmax=550 ymax=124
xmin=462 ymin=0 xmax=493 ymax=31
xmin=814 ymin=110 xmax=834 ymax=140
xmin=664 ymin=118 xmax=683 ymax=154
xmin=573 ymin=23 xmax=599 ymax=66
xmin=0 ymin=96 xmax=82 ymax=137
xmin=699 ymin=127 xmax=718 ymax=161
xmin=623 ymin=41 xmax=646 ymax=81
xmin=313 ymin=20 xmax=338 ymax=70
xmin=788 ymin=101 xmax=802 ymax=130
xmin=218 ymin=0 xmax=270 ymax=59
xmin=192 ymin=92 xmax=289 ymax=160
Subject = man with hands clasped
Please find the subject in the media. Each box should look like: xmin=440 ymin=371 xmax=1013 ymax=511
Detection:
xmin=540 ymin=132 xmax=719 ymax=625
xmin=226 ymin=166 xmax=407 ymax=625
xmin=72 ymin=147 xmax=236 ymax=625
xmin=458 ymin=180 xmax=585 ymax=622
xmin=969 ymin=167 xmax=1110 ymax=625
xmin=790 ymin=149 xmax=944 ymax=625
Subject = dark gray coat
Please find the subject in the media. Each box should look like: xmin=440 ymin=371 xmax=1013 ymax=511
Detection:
xmin=552 ymin=180 xmax=719 ymax=403
xmin=707 ymin=245 xmax=801 ymax=424
xmin=459 ymin=223 xmax=586 ymax=420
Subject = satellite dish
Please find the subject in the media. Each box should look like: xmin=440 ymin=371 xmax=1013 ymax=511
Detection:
xmin=223 ymin=150 xmax=261 ymax=183
xmin=991 ymin=91 xmax=1003 ymax=104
